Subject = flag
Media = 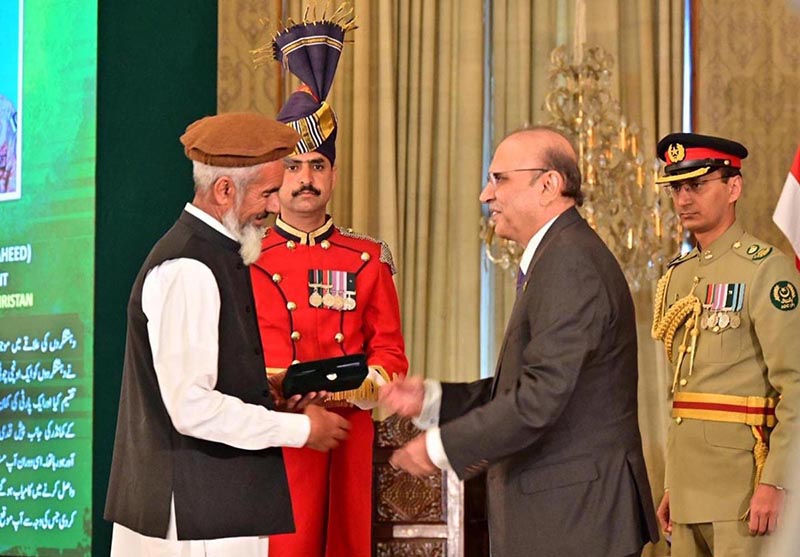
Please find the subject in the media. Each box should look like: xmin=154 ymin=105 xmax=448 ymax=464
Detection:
xmin=773 ymin=145 xmax=800 ymax=271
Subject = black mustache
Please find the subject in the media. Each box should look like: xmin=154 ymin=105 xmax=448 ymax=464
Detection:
xmin=292 ymin=184 xmax=321 ymax=197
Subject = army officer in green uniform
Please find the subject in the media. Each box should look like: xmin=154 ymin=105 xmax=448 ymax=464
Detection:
xmin=651 ymin=132 xmax=800 ymax=556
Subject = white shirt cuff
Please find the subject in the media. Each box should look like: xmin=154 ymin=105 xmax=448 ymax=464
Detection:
xmin=425 ymin=427 xmax=454 ymax=473
xmin=412 ymin=379 xmax=442 ymax=430
xmin=272 ymin=411 xmax=312 ymax=448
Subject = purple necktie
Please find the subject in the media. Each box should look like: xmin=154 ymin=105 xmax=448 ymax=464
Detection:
xmin=516 ymin=268 xmax=525 ymax=294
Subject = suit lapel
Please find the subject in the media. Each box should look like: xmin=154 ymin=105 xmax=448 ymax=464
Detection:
xmin=489 ymin=208 xmax=582 ymax=398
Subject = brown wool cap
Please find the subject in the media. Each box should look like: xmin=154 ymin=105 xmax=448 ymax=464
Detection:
xmin=180 ymin=112 xmax=301 ymax=167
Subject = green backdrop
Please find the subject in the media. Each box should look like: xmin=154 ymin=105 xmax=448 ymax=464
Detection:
xmin=0 ymin=2 xmax=95 ymax=555
xmin=94 ymin=2 xmax=216 ymax=555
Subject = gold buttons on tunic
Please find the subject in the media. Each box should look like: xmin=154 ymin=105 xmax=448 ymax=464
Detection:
xmin=272 ymin=273 xmax=282 ymax=283
xmin=733 ymin=241 xmax=742 ymax=249
xmin=679 ymin=379 xmax=688 ymax=386
xmin=334 ymin=333 xmax=344 ymax=343
xmin=291 ymin=331 xmax=301 ymax=341
xmin=286 ymin=240 xmax=296 ymax=250
xmin=291 ymin=359 xmax=300 ymax=365
xmin=286 ymin=301 xmax=297 ymax=311
xmin=361 ymin=252 xmax=371 ymax=261
xmin=676 ymin=417 xmax=683 ymax=424
xmin=704 ymin=252 xmax=713 ymax=260
xmin=320 ymin=240 xmax=330 ymax=250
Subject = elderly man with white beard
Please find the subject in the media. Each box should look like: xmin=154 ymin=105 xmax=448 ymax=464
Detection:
xmin=104 ymin=113 xmax=351 ymax=557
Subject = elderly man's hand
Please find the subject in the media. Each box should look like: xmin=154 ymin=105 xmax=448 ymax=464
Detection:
xmin=268 ymin=371 xmax=327 ymax=411
xmin=389 ymin=434 xmax=437 ymax=476
xmin=379 ymin=376 xmax=425 ymax=418
xmin=303 ymin=405 xmax=350 ymax=451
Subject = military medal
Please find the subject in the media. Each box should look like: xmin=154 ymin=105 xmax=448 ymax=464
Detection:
xmin=331 ymin=271 xmax=341 ymax=310
xmin=321 ymin=269 xmax=335 ymax=307
xmin=704 ymin=282 xmax=745 ymax=333
xmin=343 ymin=282 xmax=357 ymax=310
xmin=308 ymin=269 xmax=324 ymax=307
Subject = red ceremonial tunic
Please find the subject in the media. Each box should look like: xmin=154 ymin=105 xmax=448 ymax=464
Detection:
xmin=250 ymin=216 xmax=407 ymax=557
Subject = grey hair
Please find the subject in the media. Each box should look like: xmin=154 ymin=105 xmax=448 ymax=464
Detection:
xmin=192 ymin=161 xmax=268 ymax=193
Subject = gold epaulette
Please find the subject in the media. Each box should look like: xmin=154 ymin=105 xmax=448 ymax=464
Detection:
xmin=337 ymin=227 xmax=397 ymax=275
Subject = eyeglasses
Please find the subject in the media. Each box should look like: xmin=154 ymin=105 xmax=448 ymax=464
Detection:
xmin=486 ymin=168 xmax=550 ymax=188
xmin=664 ymin=176 xmax=724 ymax=195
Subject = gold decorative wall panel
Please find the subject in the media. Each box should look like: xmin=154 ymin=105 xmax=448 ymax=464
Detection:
xmin=695 ymin=0 xmax=800 ymax=253
xmin=218 ymin=0 xmax=281 ymax=115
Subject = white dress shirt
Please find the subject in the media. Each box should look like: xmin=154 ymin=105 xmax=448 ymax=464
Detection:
xmin=111 ymin=204 xmax=310 ymax=556
xmin=419 ymin=214 xmax=559 ymax=473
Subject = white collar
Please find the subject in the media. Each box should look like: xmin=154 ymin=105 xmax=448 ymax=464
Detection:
xmin=519 ymin=214 xmax=559 ymax=274
xmin=184 ymin=203 xmax=237 ymax=241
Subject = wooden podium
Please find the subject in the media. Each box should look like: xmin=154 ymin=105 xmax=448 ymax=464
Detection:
xmin=372 ymin=416 xmax=489 ymax=557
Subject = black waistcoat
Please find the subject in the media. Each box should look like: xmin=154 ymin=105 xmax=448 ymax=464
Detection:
xmin=104 ymin=210 xmax=294 ymax=539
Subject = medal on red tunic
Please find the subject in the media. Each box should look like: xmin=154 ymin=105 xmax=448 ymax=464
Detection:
xmin=322 ymin=269 xmax=336 ymax=308
xmin=308 ymin=269 xmax=324 ymax=307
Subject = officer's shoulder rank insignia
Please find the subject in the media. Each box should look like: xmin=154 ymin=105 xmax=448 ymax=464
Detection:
xmin=746 ymin=244 xmax=760 ymax=256
xmin=752 ymin=246 xmax=773 ymax=261
xmin=770 ymin=281 xmax=798 ymax=311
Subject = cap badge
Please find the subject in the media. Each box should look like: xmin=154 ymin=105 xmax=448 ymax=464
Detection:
xmin=668 ymin=143 xmax=686 ymax=163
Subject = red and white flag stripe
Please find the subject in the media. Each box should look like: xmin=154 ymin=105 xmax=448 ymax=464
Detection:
xmin=773 ymin=145 xmax=800 ymax=271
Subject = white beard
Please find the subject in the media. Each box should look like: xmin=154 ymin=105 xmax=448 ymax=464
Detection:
xmin=222 ymin=209 xmax=265 ymax=266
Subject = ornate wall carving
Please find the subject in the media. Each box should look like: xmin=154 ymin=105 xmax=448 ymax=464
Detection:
xmin=376 ymin=540 xmax=446 ymax=557
xmin=375 ymin=413 xmax=425 ymax=448
xmin=695 ymin=0 xmax=800 ymax=253
xmin=375 ymin=463 xmax=445 ymax=523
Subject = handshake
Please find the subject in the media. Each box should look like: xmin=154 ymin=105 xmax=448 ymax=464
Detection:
xmin=276 ymin=370 xmax=435 ymax=476
xmin=274 ymin=371 xmax=435 ymax=476
xmin=379 ymin=376 xmax=438 ymax=476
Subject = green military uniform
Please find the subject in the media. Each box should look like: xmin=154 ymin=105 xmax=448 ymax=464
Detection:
xmin=655 ymin=220 xmax=800 ymax=515
xmin=651 ymin=131 xmax=800 ymax=554
xmin=652 ymin=220 xmax=800 ymax=554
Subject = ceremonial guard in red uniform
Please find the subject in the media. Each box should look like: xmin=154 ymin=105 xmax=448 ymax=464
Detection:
xmin=250 ymin=9 xmax=408 ymax=557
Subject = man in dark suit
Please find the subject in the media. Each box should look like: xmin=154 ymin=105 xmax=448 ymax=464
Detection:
xmin=380 ymin=127 xmax=659 ymax=557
